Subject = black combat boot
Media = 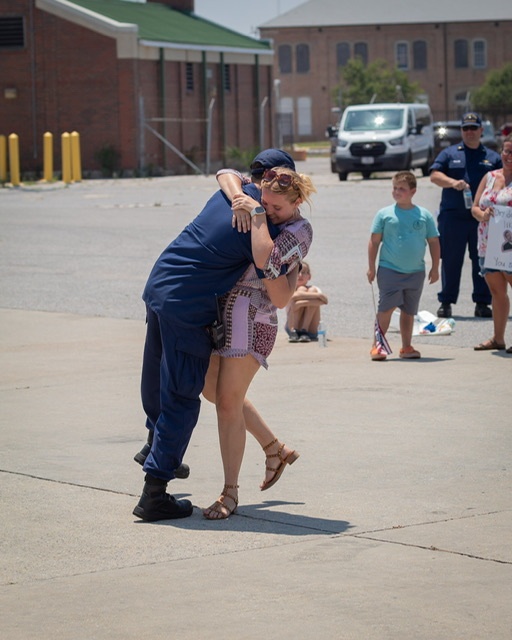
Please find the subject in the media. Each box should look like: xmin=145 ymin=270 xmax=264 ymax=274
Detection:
xmin=133 ymin=474 xmax=193 ymax=522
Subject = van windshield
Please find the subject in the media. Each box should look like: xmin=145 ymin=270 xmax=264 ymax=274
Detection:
xmin=343 ymin=109 xmax=404 ymax=132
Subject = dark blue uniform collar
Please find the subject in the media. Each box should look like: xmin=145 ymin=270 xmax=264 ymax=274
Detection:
xmin=457 ymin=143 xmax=484 ymax=152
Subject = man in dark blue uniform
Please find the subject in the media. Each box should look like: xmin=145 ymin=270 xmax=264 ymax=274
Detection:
xmin=133 ymin=149 xmax=295 ymax=522
xmin=430 ymin=112 xmax=502 ymax=318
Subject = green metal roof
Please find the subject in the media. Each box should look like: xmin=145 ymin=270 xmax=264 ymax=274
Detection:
xmin=69 ymin=0 xmax=271 ymax=50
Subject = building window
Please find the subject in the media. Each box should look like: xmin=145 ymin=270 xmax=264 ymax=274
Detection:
xmin=297 ymin=97 xmax=312 ymax=136
xmin=185 ymin=63 xmax=194 ymax=92
xmin=336 ymin=42 xmax=350 ymax=68
xmin=473 ymin=39 xmax=486 ymax=69
xmin=278 ymin=44 xmax=292 ymax=73
xmin=0 ymin=16 xmax=24 ymax=49
xmin=296 ymin=44 xmax=310 ymax=73
xmin=413 ymin=40 xmax=427 ymax=70
xmin=353 ymin=42 xmax=368 ymax=65
xmin=223 ymin=63 xmax=231 ymax=91
xmin=279 ymin=97 xmax=294 ymax=144
xmin=454 ymin=39 xmax=468 ymax=68
xmin=395 ymin=42 xmax=409 ymax=70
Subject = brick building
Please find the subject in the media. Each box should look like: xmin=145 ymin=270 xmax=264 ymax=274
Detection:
xmin=259 ymin=0 xmax=512 ymax=142
xmin=0 ymin=0 xmax=273 ymax=176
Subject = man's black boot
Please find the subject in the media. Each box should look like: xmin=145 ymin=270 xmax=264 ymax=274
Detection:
xmin=134 ymin=431 xmax=190 ymax=479
xmin=133 ymin=474 xmax=193 ymax=522
xmin=133 ymin=430 xmax=153 ymax=465
xmin=437 ymin=303 xmax=452 ymax=318
xmin=475 ymin=303 xmax=492 ymax=318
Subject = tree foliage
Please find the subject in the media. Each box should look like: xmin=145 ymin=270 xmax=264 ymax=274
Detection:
xmin=472 ymin=63 xmax=512 ymax=121
xmin=332 ymin=58 xmax=423 ymax=108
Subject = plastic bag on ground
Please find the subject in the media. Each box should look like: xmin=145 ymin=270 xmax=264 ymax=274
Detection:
xmin=389 ymin=309 xmax=455 ymax=336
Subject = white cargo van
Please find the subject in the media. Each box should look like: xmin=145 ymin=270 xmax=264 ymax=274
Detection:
xmin=332 ymin=103 xmax=434 ymax=180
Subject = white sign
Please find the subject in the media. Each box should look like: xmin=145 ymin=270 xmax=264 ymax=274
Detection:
xmin=484 ymin=205 xmax=512 ymax=272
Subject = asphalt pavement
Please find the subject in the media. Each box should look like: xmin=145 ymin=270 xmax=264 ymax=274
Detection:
xmin=1 ymin=158 xmax=511 ymax=639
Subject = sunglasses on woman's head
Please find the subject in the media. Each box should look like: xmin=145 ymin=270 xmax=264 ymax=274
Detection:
xmin=262 ymin=168 xmax=295 ymax=188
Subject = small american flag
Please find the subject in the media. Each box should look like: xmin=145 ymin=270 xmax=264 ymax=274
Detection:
xmin=372 ymin=282 xmax=392 ymax=354
xmin=374 ymin=317 xmax=392 ymax=355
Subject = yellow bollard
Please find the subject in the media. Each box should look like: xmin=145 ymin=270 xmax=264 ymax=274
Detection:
xmin=43 ymin=132 xmax=53 ymax=182
xmin=70 ymin=131 xmax=82 ymax=182
xmin=61 ymin=132 xmax=72 ymax=184
xmin=0 ymin=135 xmax=7 ymax=182
xmin=8 ymin=133 xmax=21 ymax=186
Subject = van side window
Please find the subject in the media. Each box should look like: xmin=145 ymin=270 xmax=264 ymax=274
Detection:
xmin=415 ymin=108 xmax=432 ymax=129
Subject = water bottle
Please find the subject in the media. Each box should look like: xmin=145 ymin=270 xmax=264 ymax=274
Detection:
xmin=463 ymin=188 xmax=473 ymax=209
xmin=318 ymin=321 xmax=327 ymax=347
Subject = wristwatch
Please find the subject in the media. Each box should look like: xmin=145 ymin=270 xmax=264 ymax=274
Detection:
xmin=250 ymin=206 xmax=265 ymax=218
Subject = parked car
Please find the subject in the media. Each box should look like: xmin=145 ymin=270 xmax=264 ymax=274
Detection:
xmin=433 ymin=120 xmax=499 ymax=158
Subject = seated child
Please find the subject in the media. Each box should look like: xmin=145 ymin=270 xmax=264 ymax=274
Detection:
xmin=285 ymin=261 xmax=328 ymax=342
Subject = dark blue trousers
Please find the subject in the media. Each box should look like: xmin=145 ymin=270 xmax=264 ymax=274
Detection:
xmin=140 ymin=306 xmax=212 ymax=482
xmin=437 ymin=211 xmax=491 ymax=306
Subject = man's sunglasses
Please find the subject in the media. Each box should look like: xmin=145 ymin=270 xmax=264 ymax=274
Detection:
xmin=462 ymin=125 xmax=479 ymax=131
xmin=262 ymin=168 xmax=295 ymax=188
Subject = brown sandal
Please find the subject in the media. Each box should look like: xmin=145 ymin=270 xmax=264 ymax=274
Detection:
xmin=203 ymin=484 xmax=239 ymax=520
xmin=260 ymin=439 xmax=300 ymax=492
xmin=474 ymin=338 xmax=506 ymax=351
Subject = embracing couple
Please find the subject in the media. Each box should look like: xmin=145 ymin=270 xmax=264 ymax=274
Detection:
xmin=132 ymin=148 xmax=316 ymax=522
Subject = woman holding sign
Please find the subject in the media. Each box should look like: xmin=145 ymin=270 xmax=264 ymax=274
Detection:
xmin=472 ymin=134 xmax=512 ymax=353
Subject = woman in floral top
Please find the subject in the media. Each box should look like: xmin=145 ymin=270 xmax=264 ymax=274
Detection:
xmin=472 ymin=134 xmax=512 ymax=352
xmin=202 ymin=167 xmax=315 ymax=519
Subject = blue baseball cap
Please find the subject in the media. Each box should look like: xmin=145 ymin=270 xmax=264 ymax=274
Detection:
xmin=461 ymin=112 xmax=482 ymax=127
xmin=250 ymin=148 xmax=295 ymax=176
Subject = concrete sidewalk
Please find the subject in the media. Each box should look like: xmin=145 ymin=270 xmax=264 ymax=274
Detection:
xmin=1 ymin=307 xmax=511 ymax=639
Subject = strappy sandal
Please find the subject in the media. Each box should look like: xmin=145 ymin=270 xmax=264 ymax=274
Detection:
xmin=203 ymin=484 xmax=239 ymax=520
xmin=260 ymin=439 xmax=300 ymax=492
xmin=474 ymin=338 xmax=506 ymax=351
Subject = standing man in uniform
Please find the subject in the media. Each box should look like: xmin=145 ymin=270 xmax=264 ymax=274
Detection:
xmin=430 ymin=112 xmax=502 ymax=318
